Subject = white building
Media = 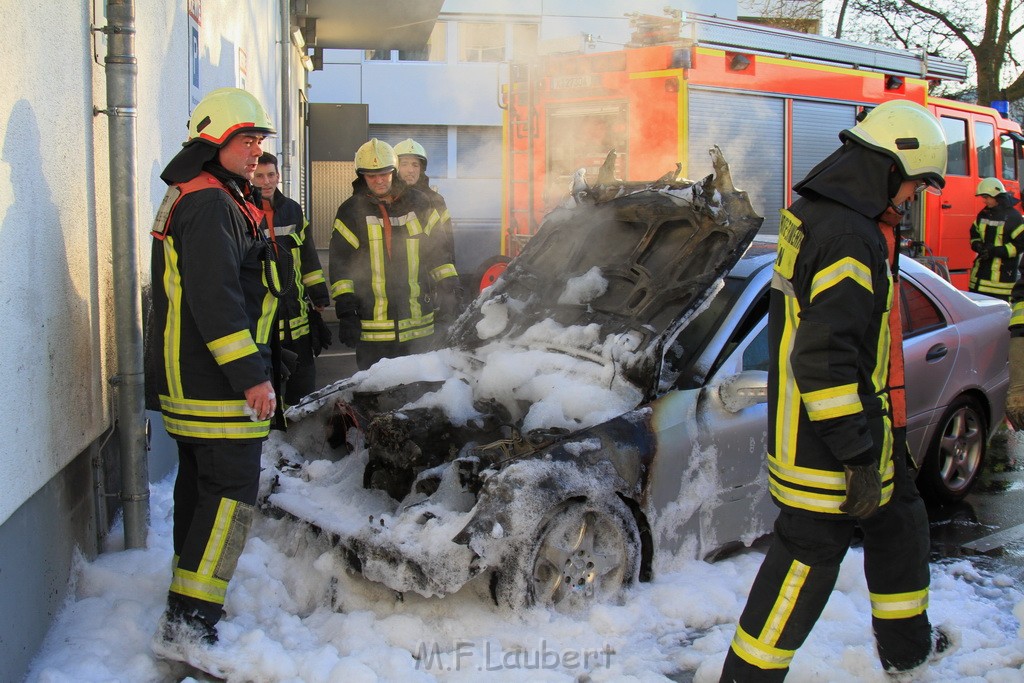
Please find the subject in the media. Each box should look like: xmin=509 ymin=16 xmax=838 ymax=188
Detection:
xmin=0 ymin=2 xmax=441 ymax=680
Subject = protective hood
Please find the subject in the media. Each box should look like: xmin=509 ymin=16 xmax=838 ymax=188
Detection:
xmin=159 ymin=141 xmax=219 ymax=185
xmin=792 ymin=141 xmax=895 ymax=219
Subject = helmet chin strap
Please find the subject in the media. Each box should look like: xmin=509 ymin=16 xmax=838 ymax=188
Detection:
xmin=888 ymin=199 xmax=908 ymax=216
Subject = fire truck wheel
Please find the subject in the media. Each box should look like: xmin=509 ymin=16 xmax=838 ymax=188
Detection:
xmin=475 ymin=255 xmax=511 ymax=294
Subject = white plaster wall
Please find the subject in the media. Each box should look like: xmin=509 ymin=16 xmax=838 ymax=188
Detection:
xmin=0 ymin=0 xmax=285 ymax=526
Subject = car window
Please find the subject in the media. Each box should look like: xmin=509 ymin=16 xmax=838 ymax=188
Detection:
xmin=741 ymin=324 xmax=770 ymax=371
xmin=900 ymin=278 xmax=946 ymax=337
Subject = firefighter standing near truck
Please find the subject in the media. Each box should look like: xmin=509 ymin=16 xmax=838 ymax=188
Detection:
xmin=253 ymin=152 xmax=332 ymax=405
xmin=968 ymin=177 xmax=1024 ymax=301
xmin=145 ymin=87 xmax=284 ymax=674
xmin=393 ymin=138 xmax=463 ymax=333
xmin=719 ymin=100 xmax=955 ymax=681
xmin=330 ymin=138 xmax=460 ymax=370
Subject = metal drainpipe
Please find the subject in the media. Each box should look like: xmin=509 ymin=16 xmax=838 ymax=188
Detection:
xmin=100 ymin=0 xmax=149 ymax=549
xmin=280 ymin=0 xmax=292 ymax=196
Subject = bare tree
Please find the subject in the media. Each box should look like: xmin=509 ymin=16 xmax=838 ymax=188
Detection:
xmin=838 ymin=0 xmax=1024 ymax=104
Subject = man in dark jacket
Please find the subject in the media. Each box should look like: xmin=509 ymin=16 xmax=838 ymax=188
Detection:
xmin=393 ymin=138 xmax=462 ymax=326
xmin=329 ymin=138 xmax=460 ymax=370
xmin=254 ymin=152 xmax=331 ymax=405
xmin=720 ymin=100 xmax=954 ymax=681
xmin=147 ymin=87 xmax=282 ymax=675
xmin=969 ymin=177 xmax=1024 ymax=300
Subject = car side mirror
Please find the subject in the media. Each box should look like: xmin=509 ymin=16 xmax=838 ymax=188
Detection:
xmin=718 ymin=370 xmax=769 ymax=413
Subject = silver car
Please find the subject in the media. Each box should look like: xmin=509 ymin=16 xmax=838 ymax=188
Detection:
xmin=264 ymin=154 xmax=1009 ymax=613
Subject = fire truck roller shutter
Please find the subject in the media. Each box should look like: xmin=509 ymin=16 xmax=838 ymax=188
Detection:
xmin=687 ymin=89 xmax=785 ymax=234
xmin=791 ymin=101 xmax=859 ymax=204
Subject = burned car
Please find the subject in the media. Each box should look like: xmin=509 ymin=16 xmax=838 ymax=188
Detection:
xmin=262 ymin=148 xmax=772 ymax=611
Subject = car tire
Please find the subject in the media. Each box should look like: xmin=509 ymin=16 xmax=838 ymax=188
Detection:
xmin=493 ymin=496 xmax=641 ymax=612
xmin=916 ymin=395 xmax=987 ymax=504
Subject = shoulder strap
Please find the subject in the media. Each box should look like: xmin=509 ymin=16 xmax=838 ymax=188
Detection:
xmin=150 ymin=172 xmax=265 ymax=240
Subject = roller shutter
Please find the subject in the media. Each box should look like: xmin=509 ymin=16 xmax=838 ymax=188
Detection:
xmin=791 ymin=100 xmax=857 ymax=204
xmin=368 ymin=124 xmax=449 ymax=177
xmin=688 ymin=89 xmax=784 ymax=234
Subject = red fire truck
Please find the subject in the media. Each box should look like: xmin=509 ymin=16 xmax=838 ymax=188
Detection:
xmin=489 ymin=13 xmax=1023 ymax=292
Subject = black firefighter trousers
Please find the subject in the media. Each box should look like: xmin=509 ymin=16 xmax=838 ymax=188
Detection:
xmin=167 ymin=439 xmax=262 ymax=626
xmin=720 ymin=438 xmax=932 ymax=681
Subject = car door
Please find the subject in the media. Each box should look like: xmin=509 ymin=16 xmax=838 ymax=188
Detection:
xmin=900 ymin=272 xmax=960 ymax=464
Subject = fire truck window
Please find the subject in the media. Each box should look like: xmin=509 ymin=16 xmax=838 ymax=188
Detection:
xmin=459 ymin=23 xmax=505 ymax=62
xmin=900 ymin=278 xmax=945 ymax=337
xmin=940 ymin=117 xmax=968 ymax=176
xmin=1001 ymin=134 xmax=1018 ymax=181
xmin=399 ymin=22 xmax=446 ymax=62
xmin=457 ymin=126 xmax=502 ymax=178
xmin=975 ymin=121 xmax=996 ymax=178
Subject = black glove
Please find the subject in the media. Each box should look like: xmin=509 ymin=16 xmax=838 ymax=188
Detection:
xmin=970 ymin=241 xmax=983 ymax=253
xmin=308 ymin=307 xmax=333 ymax=357
xmin=433 ymin=277 xmax=464 ymax=324
xmin=279 ymin=347 xmax=298 ymax=382
xmin=976 ymin=244 xmax=994 ymax=260
xmin=335 ymin=294 xmax=361 ymax=348
xmin=839 ymin=463 xmax=882 ymax=519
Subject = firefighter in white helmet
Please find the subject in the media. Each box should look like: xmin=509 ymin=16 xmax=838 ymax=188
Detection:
xmin=720 ymin=100 xmax=954 ymax=681
xmin=329 ymin=138 xmax=460 ymax=369
xmin=147 ymin=87 xmax=283 ymax=675
xmin=394 ymin=138 xmax=463 ymax=329
xmin=968 ymin=176 xmax=1024 ymax=300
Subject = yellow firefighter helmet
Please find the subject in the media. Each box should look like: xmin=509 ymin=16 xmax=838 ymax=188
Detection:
xmin=841 ymin=100 xmax=947 ymax=189
xmin=355 ymin=138 xmax=397 ymax=174
xmin=186 ymin=87 xmax=276 ymax=147
xmin=394 ymin=138 xmax=428 ymax=163
xmin=976 ymin=177 xmax=1006 ymax=197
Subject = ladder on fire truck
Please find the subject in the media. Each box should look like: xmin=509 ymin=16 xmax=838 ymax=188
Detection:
xmin=504 ymin=12 xmax=967 ymax=253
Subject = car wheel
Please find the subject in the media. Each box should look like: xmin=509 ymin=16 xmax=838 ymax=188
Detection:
xmin=494 ymin=497 xmax=640 ymax=612
xmin=474 ymin=255 xmax=511 ymax=294
xmin=917 ymin=395 xmax=987 ymax=504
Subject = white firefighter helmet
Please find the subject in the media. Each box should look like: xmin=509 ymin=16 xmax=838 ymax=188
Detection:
xmin=841 ymin=100 xmax=947 ymax=189
xmin=394 ymin=138 xmax=428 ymax=164
xmin=186 ymin=87 xmax=276 ymax=147
xmin=354 ymin=138 xmax=397 ymax=174
xmin=976 ymin=177 xmax=1006 ymax=197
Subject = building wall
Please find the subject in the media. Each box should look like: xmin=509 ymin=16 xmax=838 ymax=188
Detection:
xmin=0 ymin=2 xmax=293 ymax=681
xmin=307 ymin=0 xmax=739 ymax=282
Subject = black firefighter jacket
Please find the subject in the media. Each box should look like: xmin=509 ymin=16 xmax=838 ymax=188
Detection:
xmin=329 ymin=175 xmax=458 ymax=344
xmin=263 ymin=189 xmax=330 ymax=343
xmin=767 ymin=143 xmax=898 ymax=516
xmin=969 ymin=194 xmax=1024 ymax=298
xmin=148 ymin=166 xmax=279 ymax=443
xmin=411 ymin=173 xmax=456 ymax=273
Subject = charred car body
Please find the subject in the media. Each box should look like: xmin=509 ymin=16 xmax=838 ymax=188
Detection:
xmin=264 ymin=149 xmax=777 ymax=610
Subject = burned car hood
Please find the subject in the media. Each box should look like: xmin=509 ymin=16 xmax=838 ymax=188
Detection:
xmin=446 ymin=147 xmax=763 ymax=392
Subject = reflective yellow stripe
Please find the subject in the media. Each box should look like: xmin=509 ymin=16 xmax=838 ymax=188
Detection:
xmin=730 ymin=624 xmax=795 ymax=670
xmin=159 ymin=395 xmax=249 ymax=418
xmin=770 ymin=475 xmax=894 ymax=514
xmin=420 ymin=209 xmax=437 ymax=236
xmin=333 ymin=218 xmax=359 ymax=249
xmin=302 ymin=269 xmax=325 ymax=286
xmin=809 ymin=257 xmax=873 ymax=301
xmin=255 ymin=289 xmax=278 ymax=345
xmin=803 ymin=383 xmax=862 ymax=420
xmin=873 ymin=284 xmax=892 ymax=393
xmin=331 ymin=279 xmax=354 ymax=298
xmin=975 ymin=279 xmax=1015 ymax=295
xmin=431 ymin=263 xmax=459 ymax=281
xmin=199 ymin=498 xmax=236 ymax=577
xmin=162 ymin=416 xmax=270 ymax=439
xmin=206 ymin=330 xmax=259 ymax=365
xmin=870 ymin=588 xmax=929 ymax=620
xmin=367 ymin=222 xmax=389 ymax=321
xmin=762 ymin=560 xmax=810 ymax=646
xmin=170 ymin=566 xmax=228 ymax=604
xmin=776 ymin=293 xmax=801 ymax=462
xmin=407 ymin=231 xmax=423 ymax=320
xmin=768 ymin=455 xmax=847 ymax=490
xmin=398 ymin=313 xmax=434 ymax=330
xmin=163 ymin=237 xmax=184 ymax=398
xmin=1007 ymin=243 xmax=1018 ymax=259
xmin=1011 ymin=302 xmax=1024 ymax=327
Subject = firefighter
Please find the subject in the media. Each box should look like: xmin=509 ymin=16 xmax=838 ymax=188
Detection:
xmin=394 ymin=137 xmax=463 ymax=329
xmin=329 ymin=138 xmax=460 ymax=370
xmin=253 ymin=152 xmax=332 ymax=405
xmin=146 ymin=87 xmax=282 ymax=672
xmin=968 ymin=177 xmax=1024 ymax=300
xmin=719 ymin=100 xmax=954 ymax=681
